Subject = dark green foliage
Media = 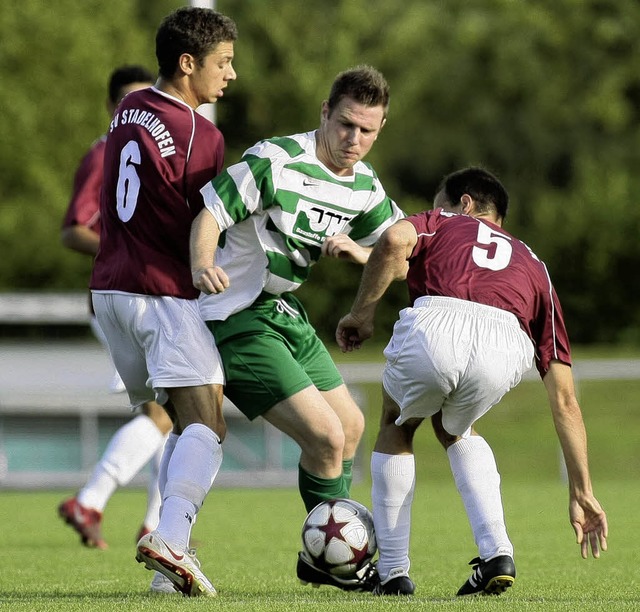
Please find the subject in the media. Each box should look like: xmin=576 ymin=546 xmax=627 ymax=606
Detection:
xmin=1 ymin=0 xmax=639 ymax=345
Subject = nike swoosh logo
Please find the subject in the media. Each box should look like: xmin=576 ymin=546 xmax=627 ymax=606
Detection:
xmin=163 ymin=541 xmax=184 ymax=561
xmin=303 ymin=179 xmax=318 ymax=186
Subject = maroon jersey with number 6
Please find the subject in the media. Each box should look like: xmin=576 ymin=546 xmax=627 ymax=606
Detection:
xmin=404 ymin=209 xmax=571 ymax=377
xmin=91 ymin=87 xmax=225 ymax=299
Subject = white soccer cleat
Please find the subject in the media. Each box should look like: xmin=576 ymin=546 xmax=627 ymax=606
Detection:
xmin=149 ymin=571 xmax=180 ymax=594
xmin=136 ymin=532 xmax=217 ymax=597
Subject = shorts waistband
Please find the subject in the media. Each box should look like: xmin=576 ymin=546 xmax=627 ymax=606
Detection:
xmin=255 ymin=290 xmax=281 ymax=303
xmin=412 ymin=295 xmax=518 ymax=325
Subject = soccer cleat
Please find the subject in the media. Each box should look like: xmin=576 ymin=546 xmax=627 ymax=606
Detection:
xmin=57 ymin=497 xmax=108 ymax=549
xmin=456 ymin=555 xmax=516 ymax=596
xmin=297 ymin=551 xmax=377 ymax=592
xmin=136 ymin=531 xmax=217 ymax=598
xmin=149 ymin=571 xmax=180 ymax=595
xmin=372 ymin=574 xmax=416 ymax=596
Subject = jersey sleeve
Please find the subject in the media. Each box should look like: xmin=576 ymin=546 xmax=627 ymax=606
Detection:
xmin=346 ymin=171 xmax=406 ymax=246
xmin=61 ymin=139 xmax=105 ymax=231
xmin=201 ymin=140 xmax=282 ymax=231
xmin=404 ymin=209 xmax=441 ymax=257
xmin=532 ymin=277 xmax=573 ymax=377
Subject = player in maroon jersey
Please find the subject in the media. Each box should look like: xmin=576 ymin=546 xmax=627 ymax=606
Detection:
xmin=90 ymin=7 xmax=237 ymax=597
xmin=58 ymin=65 xmax=175 ymax=558
xmin=336 ymin=167 xmax=608 ymax=597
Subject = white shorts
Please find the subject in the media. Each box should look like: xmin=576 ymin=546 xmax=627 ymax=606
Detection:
xmin=383 ymin=296 xmax=534 ymax=437
xmin=92 ymin=292 xmax=224 ymax=409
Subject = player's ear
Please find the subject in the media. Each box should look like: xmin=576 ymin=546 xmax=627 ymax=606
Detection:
xmin=320 ymin=101 xmax=330 ymax=123
xmin=460 ymin=194 xmax=473 ymax=214
xmin=178 ymin=53 xmax=196 ymax=76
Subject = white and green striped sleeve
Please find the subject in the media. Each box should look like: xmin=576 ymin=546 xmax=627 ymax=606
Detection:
xmin=200 ymin=140 xmax=282 ymax=232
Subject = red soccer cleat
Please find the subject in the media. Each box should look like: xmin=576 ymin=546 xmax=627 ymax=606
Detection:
xmin=58 ymin=497 xmax=108 ymax=550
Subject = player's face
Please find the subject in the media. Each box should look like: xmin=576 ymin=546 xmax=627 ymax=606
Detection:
xmin=316 ymin=97 xmax=386 ymax=176
xmin=191 ymin=42 xmax=236 ymax=105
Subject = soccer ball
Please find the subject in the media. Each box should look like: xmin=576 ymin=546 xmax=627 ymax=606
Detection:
xmin=301 ymin=498 xmax=377 ymax=576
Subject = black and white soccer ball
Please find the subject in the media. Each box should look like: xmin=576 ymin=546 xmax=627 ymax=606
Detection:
xmin=301 ymin=498 xmax=377 ymax=576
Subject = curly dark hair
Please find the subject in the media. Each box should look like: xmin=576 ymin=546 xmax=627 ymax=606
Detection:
xmin=155 ymin=7 xmax=238 ymax=78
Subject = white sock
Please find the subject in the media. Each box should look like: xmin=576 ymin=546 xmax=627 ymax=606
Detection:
xmin=77 ymin=468 xmax=117 ymax=512
xmin=447 ymin=436 xmax=513 ymax=560
xmin=78 ymin=415 xmax=165 ymax=511
xmin=157 ymin=433 xmax=179 ymax=502
xmin=157 ymin=423 xmax=223 ymax=550
xmin=142 ymin=434 xmax=168 ymax=531
xmin=371 ymin=452 xmax=415 ymax=583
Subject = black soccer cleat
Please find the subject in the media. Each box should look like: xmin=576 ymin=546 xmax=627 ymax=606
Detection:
xmin=296 ymin=551 xmax=377 ymax=592
xmin=456 ymin=555 xmax=516 ymax=596
xmin=372 ymin=574 xmax=416 ymax=596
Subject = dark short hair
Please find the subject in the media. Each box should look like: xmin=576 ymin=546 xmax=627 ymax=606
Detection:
xmin=437 ymin=167 xmax=509 ymax=219
xmin=108 ymin=65 xmax=154 ymax=104
xmin=155 ymin=7 xmax=238 ymax=78
xmin=327 ymin=65 xmax=390 ymax=119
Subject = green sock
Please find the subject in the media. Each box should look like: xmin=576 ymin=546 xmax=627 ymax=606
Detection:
xmin=342 ymin=458 xmax=354 ymax=494
xmin=298 ymin=464 xmax=349 ymax=513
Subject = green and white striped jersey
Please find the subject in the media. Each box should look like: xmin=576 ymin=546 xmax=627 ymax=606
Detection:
xmin=199 ymin=130 xmax=405 ymax=321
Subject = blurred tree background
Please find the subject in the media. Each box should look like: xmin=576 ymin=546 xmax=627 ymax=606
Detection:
xmin=1 ymin=0 xmax=639 ymax=346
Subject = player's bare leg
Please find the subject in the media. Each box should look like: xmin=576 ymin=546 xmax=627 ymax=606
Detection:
xmin=321 ymin=384 xmax=365 ymax=493
xmin=263 ymin=385 xmax=347 ymax=511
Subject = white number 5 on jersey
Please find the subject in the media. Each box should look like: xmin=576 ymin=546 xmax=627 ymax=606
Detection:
xmin=473 ymin=221 xmax=512 ymax=271
xmin=116 ymin=140 xmax=141 ymax=222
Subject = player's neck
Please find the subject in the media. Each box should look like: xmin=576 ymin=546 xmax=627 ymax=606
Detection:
xmin=475 ymin=212 xmax=503 ymax=227
xmin=155 ymin=78 xmax=198 ymax=109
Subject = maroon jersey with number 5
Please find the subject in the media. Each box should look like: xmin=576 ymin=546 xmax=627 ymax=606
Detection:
xmin=91 ymin=87 xmax=224 ymax=299
xmin=404 ymin=209 xmax=571 ymax=377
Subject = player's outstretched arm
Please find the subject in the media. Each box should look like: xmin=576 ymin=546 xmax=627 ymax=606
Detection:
xmin=543 ymin=361 xmax=608 ymax=558
xmin=336 ymin=220 xmax=415 ymax=352
xmin=321 ymin=234 xmax=372 ymax=265
xmin=190 ymin=208 xmax=229 ymax=295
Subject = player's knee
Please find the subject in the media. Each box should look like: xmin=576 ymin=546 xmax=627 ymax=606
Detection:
xmin=310 ymin=426 xmax=345 ymax=465
xmin=343 ymin=406 xmax=365 ymax=445
xmin=431 ymin=412 xmax=458 ymax=449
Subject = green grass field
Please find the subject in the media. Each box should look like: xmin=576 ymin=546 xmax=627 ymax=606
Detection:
xmin=1 ymin=377 xmax=638 ymax=611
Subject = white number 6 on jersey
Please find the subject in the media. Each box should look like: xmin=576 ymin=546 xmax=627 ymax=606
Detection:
xmin=116 ymin=140 xmax=141 ymax=222
xmin=472 ymin=222 xmax=512 ymax=271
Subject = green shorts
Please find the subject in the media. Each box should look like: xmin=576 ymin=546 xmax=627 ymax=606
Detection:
xmin=207 ymin=292 xmax=343 ymax=420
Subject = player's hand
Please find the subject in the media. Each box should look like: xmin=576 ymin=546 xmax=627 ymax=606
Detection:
xmin=192 ymin=266 xmax=230 ymax=295
xmin=569 ymin=497 xmax=608 ymax=559
xmin=336 ymin=312 xmax=373 ymax=352
xmin=322 ymin=235 xmax=369 ymax=265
